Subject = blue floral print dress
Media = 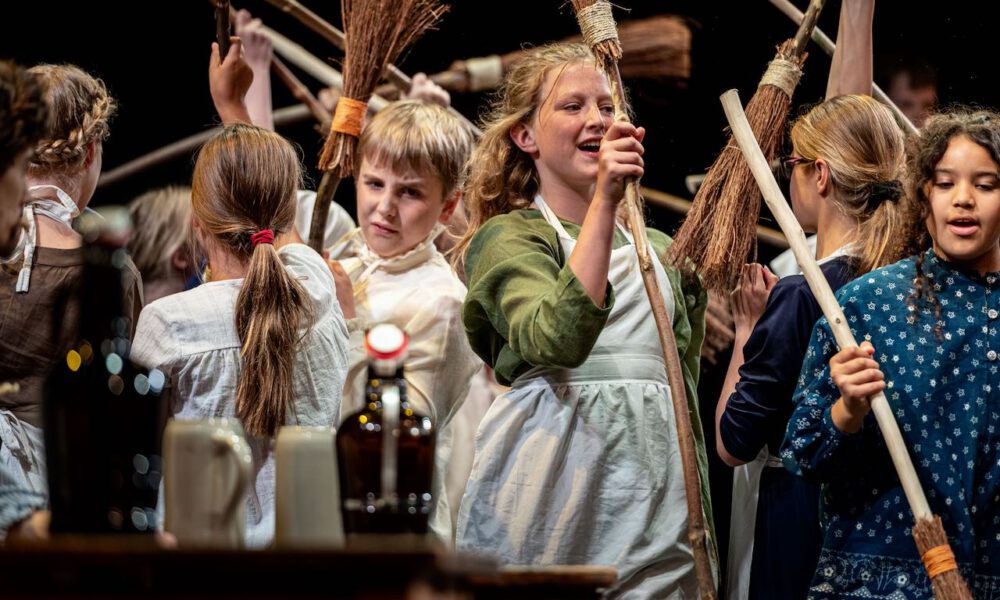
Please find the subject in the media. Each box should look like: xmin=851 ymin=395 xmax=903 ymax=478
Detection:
xmin=782 ymin=249 xmax=1000 ymax=599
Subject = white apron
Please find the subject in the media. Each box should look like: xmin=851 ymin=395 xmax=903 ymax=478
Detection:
xmin=726 ymin=246 xmax=853 ymax=600
xmin=727 ymin=448 xmax=780 ymax=600
xmin=456 ymin=197 xmax=700 ymax=598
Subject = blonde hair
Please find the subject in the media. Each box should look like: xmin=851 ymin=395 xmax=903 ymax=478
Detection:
xmin=127 ymin=186 xmax=193 ymax=284
xmin=790 ymin=94 xmax=907 ymax=273
xmin=192 ymin=125 xmax=314 ymax=438
xmin=358 ymin=99 xmax=475 ymax=196
xmin=453 ymin=43 xmax=594 ymax=261
xmin=26 ymin=64 xmax=115 ymax=176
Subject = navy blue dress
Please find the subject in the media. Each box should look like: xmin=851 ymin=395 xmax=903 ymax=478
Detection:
xmin=782 ymin=250 xmax=1000 ymax=598
xmin=720 ymin=255 xmax=857 ymax=599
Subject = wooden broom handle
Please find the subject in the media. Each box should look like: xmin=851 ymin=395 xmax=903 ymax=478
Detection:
xmin=720 ymin=88 xmax=932 ymax=521
xmin=262 ymin=0 xmax=480 ymax=135
xmin=769 ymin=0 xmax=918 ymax=135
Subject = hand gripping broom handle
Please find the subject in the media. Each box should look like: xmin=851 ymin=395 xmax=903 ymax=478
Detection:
xmin=768 ymin=0 xmax=918 ymax=135
xmin=720 ymin=88 xmax=932 ymax=519
xmin=576 ymin=4 xmax=717 ymax=595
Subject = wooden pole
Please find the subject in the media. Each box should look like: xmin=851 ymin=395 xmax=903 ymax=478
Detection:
xmin=570 ymin=1 xmax=716 ymax=597
xmin=768 ymin=0 xmax=918 ymax=135
xmin=722 ymin=88 xmax=971 ymax=599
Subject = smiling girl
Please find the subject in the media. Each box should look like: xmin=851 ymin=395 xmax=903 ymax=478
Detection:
xmin=454 ymin=43 xmax=712 ymax=597
xmin=782 ymin=109 xmax=1000 ymax=598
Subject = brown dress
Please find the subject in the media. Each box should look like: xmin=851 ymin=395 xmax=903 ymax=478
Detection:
xmin=0 ymin=246 xmax=143 ymax=491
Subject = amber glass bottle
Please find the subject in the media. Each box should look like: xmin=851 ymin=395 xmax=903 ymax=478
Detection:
xmin=336 ymin=324 xmax=435 ymax=533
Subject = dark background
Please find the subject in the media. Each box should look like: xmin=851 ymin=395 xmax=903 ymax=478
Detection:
xmin=2 ymin=0 xmax=995 ymax=251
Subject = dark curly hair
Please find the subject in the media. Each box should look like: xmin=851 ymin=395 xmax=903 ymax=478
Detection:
xmin=0 ymin=60 xmax=47 ymax=172
xmin=902 ymin=107 xmax=1000 ymax=333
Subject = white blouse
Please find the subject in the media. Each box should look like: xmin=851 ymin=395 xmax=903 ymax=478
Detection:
xmin=131 ymin=243 xmax=350 ymax=548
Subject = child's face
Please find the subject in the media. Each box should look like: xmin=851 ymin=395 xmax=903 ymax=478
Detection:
xmin=512 ymin=62 xmax=614 ymax=196
xmin=926 ymin=134 xmax=1000 ymax=274
xmin=357 ymin=157 xmax=456 ymax=259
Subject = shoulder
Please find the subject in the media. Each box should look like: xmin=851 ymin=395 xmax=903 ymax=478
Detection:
xmin=835 ymin=255 xmax=918 ymax=303
xmin=278 ymin=243 xmax=335 ymax=298
xmin=466 ymin=210 xmax=561 ymax=277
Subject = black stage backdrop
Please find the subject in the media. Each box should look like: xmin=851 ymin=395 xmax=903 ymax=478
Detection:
xmin=2 ymin=1 xmax=996 ymax=246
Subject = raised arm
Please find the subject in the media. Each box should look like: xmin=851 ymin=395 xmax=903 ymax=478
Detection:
xmin=235 ymin=9 xmax=275 ymax=130
xmin=209 ymin=38 xmax=253 ymax=126
xmin=826 ymin=0 xmax=874 ymax=99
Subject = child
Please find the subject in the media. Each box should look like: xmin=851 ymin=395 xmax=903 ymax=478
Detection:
xmin=0 ymin=63 xmax=142 ymax=495
xmin=0 ymin=59 xmax=48 ymax=541
xmin=717 ymin=94 xmax=907 ymax=599
xmin=454 ymin=42 xmax=711 ymax=597
xmin=127 ymin=186 xmax=196 ymax=303
xmin=326 ymin=99 xmax=482 ymax=543
xmin=782 ymin=108 xmax=1000 ymax=597
xmin=130 ymin=40 xmax=350 ymax=548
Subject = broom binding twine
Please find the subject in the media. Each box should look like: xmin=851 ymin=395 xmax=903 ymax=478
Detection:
xmin=575 ymin=1 xmax=619 ymax=47
xmin=466 ymin=55 xmax=504 ymax=91
xmin=331 ymin=97 xmax=367 ymax=137
xmin=758 ymin=57 xmax=802 ymax=97
xmin=922 ymin=544 xmax=959 ymax=580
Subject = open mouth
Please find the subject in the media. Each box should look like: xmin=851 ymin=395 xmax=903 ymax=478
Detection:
xmin=577 ymin=140 xmax=601 ymax=156
xmin=947 ymin=216 xmax=980 ymax=236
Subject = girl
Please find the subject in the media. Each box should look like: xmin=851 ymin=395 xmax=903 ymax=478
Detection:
xmin=718 ymin=93 xmax=907 ymax=600
xmin=127 ymin=186 xmax=196 ymax=303
xmin=130 ymin=124 xmax=350 ymax=548
xmin=455 ymin=42 xmax=711 ymax=597
xmin=0 ymin=64 xmax=142 ymax=494
xmin=781 ymin=109 xmax=1000 ymax=597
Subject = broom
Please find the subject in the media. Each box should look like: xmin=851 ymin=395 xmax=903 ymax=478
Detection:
xmin=215 ymin=0 xmax=232 ymax=59
xmin=372 ymin=14 xmax=691 ymax=98
xmin=261 ymin=0 xmax=478 ymax=136
xmin=768 ymin=0 xmax=918 ymax=135
xmin=304 ymin=0 xmax=446 ymax=252
xmin=569 ymin=1 xmax=716 ymax=597
xmin=669 ymin=0 xmax=827 ymax=294
xmin=721 ymin=87 xmax=972 ymax=600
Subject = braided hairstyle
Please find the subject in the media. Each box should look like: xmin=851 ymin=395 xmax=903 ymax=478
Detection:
xmin=0 ymin=61 xmax=46 ymax=172
xmin=26 ymin=64 xmax=116 ymax=176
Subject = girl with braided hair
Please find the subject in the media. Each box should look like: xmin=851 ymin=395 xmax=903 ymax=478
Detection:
xmin=782 ymin=108 xmax=1000 ymax=597
xmin=0 ymin=64 xmax=142 ymax=496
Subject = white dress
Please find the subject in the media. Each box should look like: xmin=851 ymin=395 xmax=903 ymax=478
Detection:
xmin=131 ymin=244 xmax=350 ymax=548
xmin=457 ymin=196 xmax=701 ymax=598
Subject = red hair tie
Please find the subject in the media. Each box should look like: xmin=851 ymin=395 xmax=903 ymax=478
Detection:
xmin=250 ymin=229 xmax=275 ymax=247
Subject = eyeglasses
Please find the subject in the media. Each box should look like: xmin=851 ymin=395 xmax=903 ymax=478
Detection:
xmin=776 ymin=155 xmax=815 ymax=180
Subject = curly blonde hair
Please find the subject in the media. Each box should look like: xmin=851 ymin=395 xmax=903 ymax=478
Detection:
xmin=26 ymin=64 xmax=116 ymax=175
xmin=452 ymin=43 xmax=595 ymax=262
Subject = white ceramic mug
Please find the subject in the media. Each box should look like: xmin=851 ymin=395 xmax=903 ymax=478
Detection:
xmin=275 ymin=425 xmax=344 ymax=548
xmin=162 ymin=418 xmax=252 ymax=548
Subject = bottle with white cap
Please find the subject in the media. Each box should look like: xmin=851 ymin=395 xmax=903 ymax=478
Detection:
xmin=336 ymin=323 xmax=435 ymax=534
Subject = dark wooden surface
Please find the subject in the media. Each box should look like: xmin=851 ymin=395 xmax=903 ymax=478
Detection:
xmin=0 ymin=535 xmax=615 ymax=599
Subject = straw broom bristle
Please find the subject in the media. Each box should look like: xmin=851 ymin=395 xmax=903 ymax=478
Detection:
xmin=912 ymin=516 xmax=974 ymax=600
xmin=669 ymin=39 xmax=803 ymax=293
xmin=317 ymin=0 xmax=447 ymax=174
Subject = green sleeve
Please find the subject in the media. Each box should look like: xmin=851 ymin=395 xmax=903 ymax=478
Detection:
xmin=462 ymin=212 xmax=615 ymax=385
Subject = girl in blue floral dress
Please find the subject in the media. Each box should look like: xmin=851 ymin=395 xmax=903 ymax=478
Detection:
xmin=782 ymin=109 xmax=1000 ymax=599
